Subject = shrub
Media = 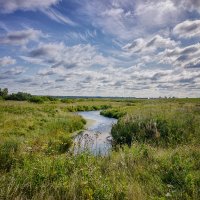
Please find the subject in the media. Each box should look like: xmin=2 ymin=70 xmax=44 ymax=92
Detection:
xmin=61 ymin=99 xmax=74 ymax=103
xmin=29 ymin=96 xmax=44 ymax=103
xmin=100 ymin=109 xmax=126 ymax=119
xmin=58 ymin=135 xmax=73 ymax=153
xmin=111 ymin=113 xmax=197 ymax=147
xmin=5 ymin=92 xmax=32 ymax=101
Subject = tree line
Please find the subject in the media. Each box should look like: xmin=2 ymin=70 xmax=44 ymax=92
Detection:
xmin=0 ymin=88 xmax=57 ymax=103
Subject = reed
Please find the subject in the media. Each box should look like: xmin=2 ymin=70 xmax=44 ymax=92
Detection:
xmin=0 ymin=98 xmax=199 ymax=199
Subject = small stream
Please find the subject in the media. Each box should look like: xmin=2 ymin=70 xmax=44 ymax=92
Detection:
xmin=74 ymin=111 xmax=117 ymax=155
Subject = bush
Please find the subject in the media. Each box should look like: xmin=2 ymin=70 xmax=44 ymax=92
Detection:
xmin=58 ymin=135 xmax=73 ymax=153
xmin=61 ymin=99 xmax=75 ymax=103
xmin=101 ymin=109 xmax=126 ymax=119
xmin=111 ymin=113 xmax=198 ymax=147
xmin=29 ymin=96 xmax=44 ymax=103
xmin=5 ymin=92 xmax=32 ymax=101
xmin=45 ymin=96 xmax=57 ymax=101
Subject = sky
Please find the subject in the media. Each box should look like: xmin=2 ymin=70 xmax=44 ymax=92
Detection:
xmin=0 ymin=0 xmax=200 ymax=97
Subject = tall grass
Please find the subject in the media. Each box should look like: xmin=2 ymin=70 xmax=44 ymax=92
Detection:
xmin=111 ymin=110 xmax=200 ymax=147
xmin=0 ymin=99 xmax=199 ymax=199
xmin=0 ymin=145 xmax=199 ymax=199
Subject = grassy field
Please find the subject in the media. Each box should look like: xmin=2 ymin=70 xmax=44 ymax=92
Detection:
xmin=0 ymin=98 xmax=199 ymax=199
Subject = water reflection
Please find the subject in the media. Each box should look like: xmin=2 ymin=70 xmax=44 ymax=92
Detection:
xmin=74 ymin=111 xmax=117 ymax=155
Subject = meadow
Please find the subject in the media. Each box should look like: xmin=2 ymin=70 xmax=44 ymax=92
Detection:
xmin=0 ymin=97 xmax=199 ymax=199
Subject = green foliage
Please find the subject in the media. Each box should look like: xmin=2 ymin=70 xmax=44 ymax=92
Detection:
xmin=45 ymin=96 xmax=57 ymax=101
xmin=0 ymin=88 xmax=8 ymax=98
xmin=29 ymin=96 xmax=45 ymax=103
xmin=0 ymin=145 xmax=199 ymax=199
xmin=0 ymin=139 xmax=19 ymax=171
xmin=5 ymin=92 xmax=32 ymax=101
xmin=101 ymin=109 xmax=126 ymax=119
xmin=66 ymin=104 xmax=112 ymax=112
xmin=1 ymin=88 xmax=58 ymax=102
xmin=0 ymin=99 xmax=199 ymax=199
xmin=46 ymin=135 xmax=73 ymax=154
xmin=111 ymin=111 xmax=199 ymax=147
xmin=157 ymin=148 xmax=200 ymax=199
xmin=61 ymin=98 xmax=75 ymax=103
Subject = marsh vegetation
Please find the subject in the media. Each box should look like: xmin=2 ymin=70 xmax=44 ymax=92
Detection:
xmin=0 ymin=94 xmax=199 ymax=199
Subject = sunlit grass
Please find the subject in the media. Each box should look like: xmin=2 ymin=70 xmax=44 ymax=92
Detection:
xmin=0 ymin=98 xmax=199 ymax=199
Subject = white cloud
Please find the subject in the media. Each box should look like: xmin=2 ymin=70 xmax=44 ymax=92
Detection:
xmin=173 ymin=0 xmax=200 ymax=13
xmin=23 ymin=42 xmax=112 ymax=73
xmin=76 ymin=0 xmax=200 ymax=42
xmin=76 ymin=0 xmax=199 ymax=41
xmin=65 ymin=30 xmax=97 ymax=41
xmin=146 ymin=35 xmax=177 ymax=49
xmin=122 ymin=38 xmax=145 ymax=52
xmin=0 ymin=66 xmax=26 ymax=79
xmin=41 ymin=8 xmax=76 ymax=26
xmin=123 ymin=35 xmax=177 ymax=54
xmin=102 ymin=7 xmax=124 ymax=17
xmin=78 ymin=0 xmax=138 ymax=40
xmin=173 ymin=20 xmax=200 ymax=38
xmin=134 ymin=0 xmax=180 ymax=28
xmin=1 ymin=0 xmax=200 ymax=97
xmin=0 ymin=29 xmax=42 ymax=46
xmin=0 ymin=56 xmax=16 ymax=67
xmin=0 ymin=0 xmax=76 ymax=26
xmin=159 ymin=43 xmax=200 ymax=68
xmin=0 ymin=0 xmax=59 ymax=13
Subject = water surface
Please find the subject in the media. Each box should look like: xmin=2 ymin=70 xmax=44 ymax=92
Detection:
xmin=74 ymin=111 xmax=117 ymax=155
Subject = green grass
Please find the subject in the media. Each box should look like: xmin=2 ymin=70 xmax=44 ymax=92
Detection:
xmin=0 ymin=145 xmax=199 ymax=199
xmin=0 ymin=98 xmax=199 ymax=199
xmin=101 ymin=99 xmax=200 ymax=145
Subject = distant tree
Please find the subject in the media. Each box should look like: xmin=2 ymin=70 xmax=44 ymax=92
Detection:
xmin=0 ymin=88 xmax=8 ymax=98
xmin=1 ymin=89 xmax=58 ymax=102
xmin=5 ymin=92 xmax=32 ymax=101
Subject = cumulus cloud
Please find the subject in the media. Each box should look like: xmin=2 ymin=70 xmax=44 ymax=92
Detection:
xmin=134 ymin=0 xmax=180 ymax=28
xmin=122 ymin=38 xmax=145 ymax=53
xmin=0 ymin=0 xmax=59 ymax=13
xmin=29 ymin=43 xmax=65 ymax=61
xmin=3 ymin=66 xmax=26 ymax=75
xmin=0 ymin=66 xmax=26 ymax=80
xmin=0 ymin=56 xmax=16 ymax=67
xmin=37 ymin=68 xmax=57 ymax=76
xmin=16 ymin=77 xmax=33 ymax=83
xmin=123 ymin=35 xmax=177 ymax=54
xmin=1 ymin=0 xmax=200 ymax=97
xmin=0 ymin=29 xmax=42 ymax=46
xmin=173 ymin=20 xmax=200 ymax=38
xmin=146 ymin=35 xmax=177 ymax=49
xmin=185 ymin=59 xmax=200 ymax=69
xmin=173 ymin=0 xmax=200 ymax=13
xmin=25 ymin=42 xmax=111 ymax=71
xmin=159 ymin=43 xmax=200 ymax=68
